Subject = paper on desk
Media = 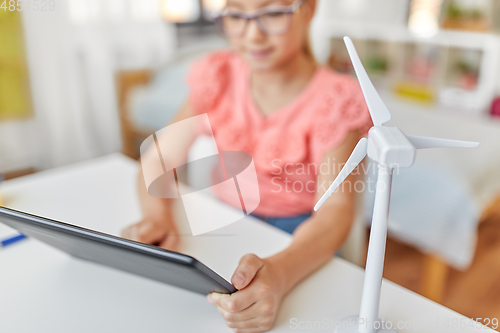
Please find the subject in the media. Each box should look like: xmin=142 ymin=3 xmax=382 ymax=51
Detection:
xmin=0 ymin=222 xmax=21 ymax=240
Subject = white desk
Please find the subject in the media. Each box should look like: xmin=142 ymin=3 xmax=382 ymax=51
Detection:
xmin=0 ymin=154 xmax=494 ymax=333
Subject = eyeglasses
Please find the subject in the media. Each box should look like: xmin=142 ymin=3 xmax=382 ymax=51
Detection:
xmin=214 ymin=0 xmax=307 ymax=37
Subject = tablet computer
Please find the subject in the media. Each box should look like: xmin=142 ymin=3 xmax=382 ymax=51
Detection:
xmin=0 ymin=206 xmax=237 ymax=295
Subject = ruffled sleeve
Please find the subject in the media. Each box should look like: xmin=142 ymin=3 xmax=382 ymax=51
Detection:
xmin=309 ymin=74 xmax=372 ymax=165
xmin=185 ymin=50 xmax=235 ymax=135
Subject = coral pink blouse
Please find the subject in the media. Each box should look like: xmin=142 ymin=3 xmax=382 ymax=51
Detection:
xmin=187 ymin=51 xmax=371 ymax=217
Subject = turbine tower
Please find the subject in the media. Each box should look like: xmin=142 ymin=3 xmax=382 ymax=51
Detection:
xmin=314 ymin=37 xmax=479 ymax=333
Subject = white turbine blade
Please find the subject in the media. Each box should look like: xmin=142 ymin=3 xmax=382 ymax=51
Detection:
xmin=314 ymin=138 xmax=368 ymax=211
xmin=344 ymin=36 xmax=392 ymax=126
xmin=407 ymin=135 xmax=480 ymax=149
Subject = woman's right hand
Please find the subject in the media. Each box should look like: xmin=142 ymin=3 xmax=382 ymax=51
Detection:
xmin=121 ymin=212 xmax=180 ymax=251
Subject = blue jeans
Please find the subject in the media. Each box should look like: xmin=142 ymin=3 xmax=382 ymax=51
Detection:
xmin=251 ymin=213 xmax=311 ymax=234
xmin=251 ymin=213 xmax=340 ymax=257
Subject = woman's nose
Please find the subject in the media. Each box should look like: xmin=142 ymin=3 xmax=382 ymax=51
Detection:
xmin=245 ymin=19 xmax=266 ymax=42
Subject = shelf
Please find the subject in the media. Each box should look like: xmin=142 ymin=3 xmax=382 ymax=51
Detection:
xmin=311 ymin=23 xmax=500 ymax=116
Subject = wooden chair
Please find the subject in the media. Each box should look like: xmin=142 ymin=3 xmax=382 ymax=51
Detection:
xmin=115 ymin=70 xmax=155 ymax=160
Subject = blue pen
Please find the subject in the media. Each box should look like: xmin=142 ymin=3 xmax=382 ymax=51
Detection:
xmin=0 ymin=174 xmax=27 ymax=247
xmin=1 ymin=233 xmax=27 ymax=247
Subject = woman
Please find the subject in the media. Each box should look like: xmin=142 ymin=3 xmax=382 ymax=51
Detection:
xmin=122 ymin=0 xmax=371 ymax=331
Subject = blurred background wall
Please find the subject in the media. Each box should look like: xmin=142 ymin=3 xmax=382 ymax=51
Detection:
xmin=0 ymin=0 xmax=176 ymax=172
xmin=1 ymin=0 xmax=500 ymax=174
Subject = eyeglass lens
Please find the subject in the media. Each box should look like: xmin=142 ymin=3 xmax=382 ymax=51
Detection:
xmin=221 ymin=10 xmax=292 ymax=36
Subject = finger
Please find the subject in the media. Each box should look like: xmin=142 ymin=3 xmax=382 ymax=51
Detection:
xmin=159 ymin=222 xmax=180 ymax=251
xmin=215 ymin=303 xmax=259 ymax=323
xmin=212 ymin=289 xmax=258 ymax=314
xmin=228 ymin=327 xmax=262 ymax=333
xmin=208 ymin=292 xmax=230 ymax=308
xmin=226 ymin=315 xmax=273 ymax=330
xmin=121 ymin=224 xmax=143 ymax=241
xmin=120 ymin=225 xmax=134 ymax=239
xmin=159 ymin=233 xmax=180 ymax=251
xmin=232 ymin=254 xmax=264 ymax=289
xmin=121 ymin=223 xmax=144 ymax=242
xmin=132 ymin=220 xmax=165 ymax=244
xmin=227 ymin=325 xmax=263 ymax=333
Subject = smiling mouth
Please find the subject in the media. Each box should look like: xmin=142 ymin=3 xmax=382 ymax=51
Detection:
xmin=248 ymin=48 xmax=273 ymax=60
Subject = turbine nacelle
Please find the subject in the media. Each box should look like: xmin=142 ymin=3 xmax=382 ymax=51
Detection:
xmin=367 ymin=126 xmax=416 ymax=169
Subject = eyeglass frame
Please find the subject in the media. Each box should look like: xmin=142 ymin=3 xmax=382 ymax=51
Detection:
xmin=214 ymin=0 xmax=308 ymax=37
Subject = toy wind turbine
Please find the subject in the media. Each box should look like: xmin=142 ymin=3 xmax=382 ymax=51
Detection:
xmin=315 ymin=37 xmax=479 ymax=333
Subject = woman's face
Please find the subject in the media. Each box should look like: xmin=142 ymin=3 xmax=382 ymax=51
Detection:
xmin=224 ymin=0 xmax=315 ymax=71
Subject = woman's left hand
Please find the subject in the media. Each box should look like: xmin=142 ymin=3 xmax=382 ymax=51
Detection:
xmin=207 ymin=253 xmax=287 ymax=333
